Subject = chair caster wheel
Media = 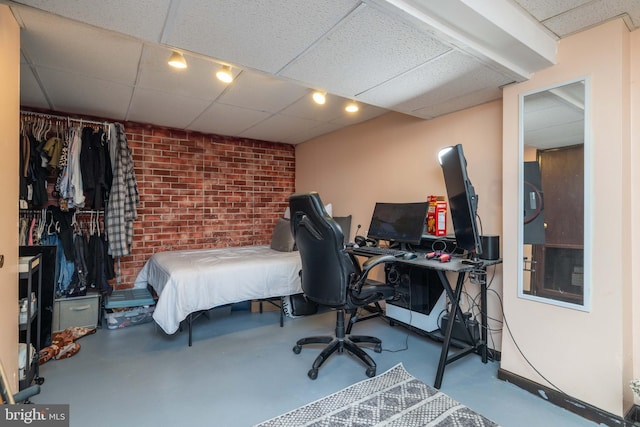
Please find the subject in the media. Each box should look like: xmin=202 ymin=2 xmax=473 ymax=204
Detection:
xmin=366 ymin=367 xmax=376 ymax=378
xmin=374 ymin=343 xmax=382 ymax=353
xmin=308 ymin=369 xmax=318 ymax=380
xmin=293 ymin=345 xmax=301 ymax=354
xmin=35 ymin=377 xmax=44 ymax=385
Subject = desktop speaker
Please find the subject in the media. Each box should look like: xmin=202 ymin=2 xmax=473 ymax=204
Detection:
xmin=479 ymin=235 xmax=499 ymax=260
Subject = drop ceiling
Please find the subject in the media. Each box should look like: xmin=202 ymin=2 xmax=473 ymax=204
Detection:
xmin=7 ymin=0 xmax=640 ymax=144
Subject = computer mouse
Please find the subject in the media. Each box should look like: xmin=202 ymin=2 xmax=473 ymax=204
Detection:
xmin=402 ymin=252 xmax=417 ymax=260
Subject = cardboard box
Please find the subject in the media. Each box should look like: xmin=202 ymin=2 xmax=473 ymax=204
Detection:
xmin=427 ymin=195 xmax=447 ymax=236
xmin=250 ymin=298 xmax=281 ymax=313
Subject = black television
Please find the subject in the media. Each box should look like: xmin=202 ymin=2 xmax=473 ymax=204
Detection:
xmin=367 ymin=202 xmax=429 ymax=246
xmin=437 ymin=144 xmax=483 ymax=256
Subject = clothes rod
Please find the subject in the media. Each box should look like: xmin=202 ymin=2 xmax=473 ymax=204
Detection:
xmin=20 ymin=110 xmax=108 ymax=127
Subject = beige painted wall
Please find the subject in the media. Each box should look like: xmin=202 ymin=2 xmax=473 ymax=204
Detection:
xmin=502 ymin=19 xmax=633 ymax=416
xmin=0 ymin=4 xmax=21 ymax=390
xmin=296 ymin=101 xmax=504 ymax=351
xmin=630 ymin=28 xmax=640 ymax=407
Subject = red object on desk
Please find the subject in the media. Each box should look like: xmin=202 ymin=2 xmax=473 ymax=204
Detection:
xmin=439 ymin=253 xmax=451 ymax=263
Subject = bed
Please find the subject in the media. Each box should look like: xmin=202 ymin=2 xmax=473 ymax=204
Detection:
xmin=133 ymin=214 xmax=352 ymax=346
xmin=134 ymin=245 xmax=302 ymax=340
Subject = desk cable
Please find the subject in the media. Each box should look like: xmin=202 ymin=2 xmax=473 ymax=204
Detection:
xmin=489 ymin=282 xmax=567 ymax=396
xmin=381 ymin=287 xmax=412 ymax=353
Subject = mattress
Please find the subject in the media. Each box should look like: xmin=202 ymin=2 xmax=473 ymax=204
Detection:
xmin=134 ymin=245 xmax=302 ymax=334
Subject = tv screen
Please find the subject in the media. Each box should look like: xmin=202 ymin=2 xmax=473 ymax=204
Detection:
xmin=438 ymin=144 xmax=483 ymax=255
xmin=367 ymin=202 xmax=429 ymax=246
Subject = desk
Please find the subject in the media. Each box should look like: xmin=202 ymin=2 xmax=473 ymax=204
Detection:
xmin=351 ymin=248 xmax=501 ymax=388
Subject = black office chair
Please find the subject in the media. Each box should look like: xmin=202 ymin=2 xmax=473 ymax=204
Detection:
xmin=289 ymin=192 xmax=396 ymax=379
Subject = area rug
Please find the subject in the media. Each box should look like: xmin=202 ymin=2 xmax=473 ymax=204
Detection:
xmin=254 ymin=363 xmax=499 ymax=427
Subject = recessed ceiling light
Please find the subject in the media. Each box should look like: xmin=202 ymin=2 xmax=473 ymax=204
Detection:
xmin=312 ymin=90 xmax=327 ymax=105
xmin=216 ymin=65 xmax=233 ymax=83
xmin=167 ymin=51 xmax=187 ymax=69
xmin=345 ymin=101 xmax=359 ymax=113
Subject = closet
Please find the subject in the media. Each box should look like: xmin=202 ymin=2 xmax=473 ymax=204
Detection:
xmin=17 ymin=110 xmax=139 ymax=389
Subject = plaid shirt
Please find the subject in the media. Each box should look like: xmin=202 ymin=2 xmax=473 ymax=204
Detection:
xmin=106 ymin=123 xmax=139 ymax=257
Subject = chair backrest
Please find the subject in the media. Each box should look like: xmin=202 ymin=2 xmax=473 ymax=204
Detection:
xmin=289 ymin=192 xmax=355 ymax=307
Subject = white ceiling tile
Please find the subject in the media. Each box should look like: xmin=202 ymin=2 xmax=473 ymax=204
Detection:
xmin=164 ymin=0 xmax=360 ymax=73
xmin=13 ymin=0 xmax=171 ymax=42
xmin=19 ymin=66 xmax=49 ymax=109
xmin=542 ymin=0 xmax=640 ymax=37
xmin=411 ymin=87 xmax=504 ymax=119
xmin=278 ymin=95 xmax=346 ymax=122
xmin=216 ymin=71 xmax=309 ymax=112
xmin=512 ymin=0 xmax=593 ymax=21
xmin=239 ymin=114 xmax=326 ymax=143
xmin=37 ymin=68 xmax=132 ymax=120
xmin=358 ymin=50 xmax=511 ymax=114
xmin=127 ymin=87 xmax=212 ymax=128
xmin=281 ymin=4 xmax=452 ymax=97
xmin=16 ymin=6 xmax=142 ymax=85
xmin=136 ymin=45 xmax=227 ymax=101
xmin=329 ymin=103 xmax=388 ymax=126
xmin=278 ymin=122 xmax=345 ymax=145
xmin=188 ymin=104 xmax=272 ymax=137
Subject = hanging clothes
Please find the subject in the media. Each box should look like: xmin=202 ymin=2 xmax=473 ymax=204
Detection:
xmin=105 ymin=123 xmax=139 ymax=257
xmin=86 ymin=215 xmax=113 ymax=296
xmin=58 ymin=126 xmax=86 ymax=209
xmin=20 ymin=113 xmax=137 ymax=289
xmin=80 ymin=126 xmax=109 ymax=210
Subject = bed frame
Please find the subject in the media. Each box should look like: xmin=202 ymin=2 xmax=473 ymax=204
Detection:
xmin=134 ymin=245 xmax=303 ymax=346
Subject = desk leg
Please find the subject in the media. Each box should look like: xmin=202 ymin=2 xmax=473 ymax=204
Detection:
xmin=480 ymin=274 xmax=488 ymax=364
xmin=434 ymin=271 xmax=466 ymax=389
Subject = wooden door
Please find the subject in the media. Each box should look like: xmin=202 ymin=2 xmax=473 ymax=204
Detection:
xmin=531 ymin=145 xmax=584 ymax=304
xmin=0 ymin=5 xmax=21 ymax=390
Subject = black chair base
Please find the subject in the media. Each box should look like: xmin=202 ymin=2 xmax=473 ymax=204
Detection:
xmin=346 ymin=302 xmax=384 ymax=334
xmin=293 ymin=310 xmax=382 ymax=379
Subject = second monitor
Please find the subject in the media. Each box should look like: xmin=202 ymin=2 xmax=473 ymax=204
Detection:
xmin=367 ymin=202 xmax=429 ymax=247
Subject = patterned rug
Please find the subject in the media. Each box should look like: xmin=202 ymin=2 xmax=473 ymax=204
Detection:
xmin=254 ymin=363 xmax=499 ymax=427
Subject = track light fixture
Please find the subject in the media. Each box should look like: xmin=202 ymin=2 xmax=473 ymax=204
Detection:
xmin=345 ymin=101 xmax=359 ymax=113
xmin=312 ymin=90 xmax=327 ymax=105
xmin=216 ymin=65 xmax=233 ymax=83
xmin=167 ymin=51 xmax=187 ymax=69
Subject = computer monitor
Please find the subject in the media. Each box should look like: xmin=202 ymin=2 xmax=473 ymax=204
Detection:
xmin=367 ymin=202 xmax=429 ymax=246
xmin=437 ymin=144 xmax=483 ymax=256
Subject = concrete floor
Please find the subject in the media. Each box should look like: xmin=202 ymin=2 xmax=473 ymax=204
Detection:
xmin=33 ymin=308 xmax=599 ymax=427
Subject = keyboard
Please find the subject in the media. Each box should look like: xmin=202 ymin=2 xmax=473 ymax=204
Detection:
xmin=350 ymin=246 xmax=406 ymax=257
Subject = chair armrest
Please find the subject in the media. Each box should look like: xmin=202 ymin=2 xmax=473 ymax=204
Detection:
xmin=361 ymin=254 xmax=396 ymax=276
xmin=350 ymin=255 xmax=397 ymax=305
xmin=13 ymin=384 xmax=40 ymax=403
xmin=357 ymin=254 xmax=397 ymax=288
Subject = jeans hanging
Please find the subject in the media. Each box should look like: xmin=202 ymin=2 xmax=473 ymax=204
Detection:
xmin=42 ymin=233 xmax=75 ymax=298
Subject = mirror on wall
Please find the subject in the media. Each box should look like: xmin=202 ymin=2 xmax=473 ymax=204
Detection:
xmin=518 ymin=78 xmax=591 ymax=311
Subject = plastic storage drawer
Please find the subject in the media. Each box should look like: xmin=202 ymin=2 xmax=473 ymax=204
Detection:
xmin=53 ymin=294 xmax=100 ymax=332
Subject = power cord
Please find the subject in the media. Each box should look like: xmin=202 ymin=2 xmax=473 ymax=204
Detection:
xmin=489 ymin=287 xmax=567 ymax=395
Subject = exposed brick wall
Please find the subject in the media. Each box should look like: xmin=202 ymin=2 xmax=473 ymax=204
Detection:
xmin=22 ymin=109 xmax=296 ymax=290
xmin=121 ymin=123 xmax=295 ymax=288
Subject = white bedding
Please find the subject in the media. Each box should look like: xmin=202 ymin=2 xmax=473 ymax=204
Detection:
xmin=134 ymin=245 xmax=302 ymax=334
